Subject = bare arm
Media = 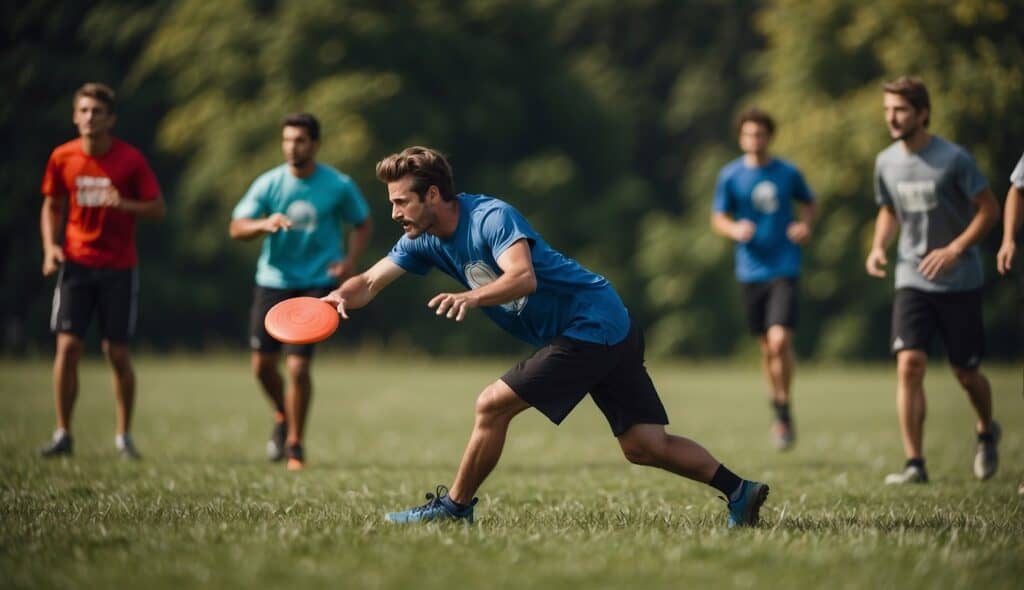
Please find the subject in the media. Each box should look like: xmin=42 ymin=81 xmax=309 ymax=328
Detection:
xmin=327 ymin=218 xmax=374 ymax=280
xmin=997 ymin=184 xmax=1022 ymax=274
xmin=865 ymin=205 xmax=899 ymax=277
xmin=40 ymin=196 xmax=66 ymax=276
xmin=919 ymin=188 xmax=999 ymax=280
xmin=229 ymin=214 xmax=292 ymax=240
xmin=711 ymin=212 xmax=755 ymax=243
xmin=97 ymin=188 xmax=166 ymax=220
xmin=786 ymin=201 xmax=818 ymax=244
xmin=322 ymin=257 xmax=406 ymax=317
xmin=429 ymin=239 xmax=538 ymax=321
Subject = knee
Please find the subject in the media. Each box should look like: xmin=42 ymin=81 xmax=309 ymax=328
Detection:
xmin=897 ymin=352 xmax=927 ymax=383
xmin=952 ymin=367 xmax=980 ymax=390
xmin=102 ymin=342 xmax=132 ymax=374
xmin=766 ymin=327 xmax=790 ymax=357
xmin=474 ymin=383 xmax=513 ymax=426
xmin=619 ymin=432 xmax=665 ymax=466
xmin=252 ymin=354 xmax=278 ymax=380
xmin=286 ymin=356 xmax=311 ymax=381
xmin=56 ymin=336 xmax=83 ymax=363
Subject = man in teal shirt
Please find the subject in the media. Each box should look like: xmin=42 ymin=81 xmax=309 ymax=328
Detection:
xmin=230 ymin=113 xmax=372 ymax=470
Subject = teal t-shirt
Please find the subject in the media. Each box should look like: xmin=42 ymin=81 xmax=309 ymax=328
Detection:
xmin=232 ymin=163 xmax=370 ymax=288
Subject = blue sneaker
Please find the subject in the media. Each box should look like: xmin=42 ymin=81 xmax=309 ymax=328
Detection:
xmin=726 ymin=480 xmax=770 ymax=528
xmin=385 ymin=485 xmax=477 ymax=524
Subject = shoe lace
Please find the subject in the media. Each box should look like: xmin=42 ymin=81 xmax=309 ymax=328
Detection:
xmin=411 ymin=485 xmax=451 ymax=514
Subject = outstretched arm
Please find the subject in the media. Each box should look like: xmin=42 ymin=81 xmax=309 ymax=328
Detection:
xmin=322 ymin=257 xmax=406 ymax=318
xmin=428 ymin=238 xmax=537 ymax=321
xmin=918 ymin=188 xmax=999 ymax=280
xmin=997 ymin=184 xmax=1022 ymax=275
xmin=865 ymin=205 xmax=899 ymax=278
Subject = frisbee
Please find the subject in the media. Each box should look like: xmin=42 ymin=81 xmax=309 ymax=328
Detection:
xmin=264 ymin=297 xmax=339 ymax=344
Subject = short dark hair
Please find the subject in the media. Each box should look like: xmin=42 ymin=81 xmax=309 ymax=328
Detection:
xmin=735 ymin=107 xmax=775 ymax=136
xmin=281 ymin=112 xmax=320 ymax=141
xmin=375 ymin=146 xmax=456 ymax=201
xmin=883 ymin=76 xmax=931 ymax=127
xmin=73 ymin=82 xmax=116 ymax=113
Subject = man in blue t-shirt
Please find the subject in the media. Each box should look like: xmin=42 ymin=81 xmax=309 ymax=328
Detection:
xmin=230 ymin=113 xmax=372 ymax=470
xmin=712 ymin=108 xmax=815 ymax=451
xmin=322 ymin=146 xmax=770 ymax=527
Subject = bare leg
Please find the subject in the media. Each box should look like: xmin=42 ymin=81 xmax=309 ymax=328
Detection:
xmin=952 ymin=366 xmax=993 ymax=433
xmin=252 ymin=352 xmax=285 ymax=416
xmin=896 ymin=350 xmax=928 ymax=459
xmin=103 ymin=340 xmax=135 ymax=435
xmin=284 ymin=355 xmax=312 ymax=445
xmin=617 ymin=424 xmax=721 ymax=483
xmin=763 ymin=325 xmax=794 ymax=404
xmin=53 ymin=333 xmax=83 ymax=432
xmin=447 ymin=380 xmax=531 ymax=505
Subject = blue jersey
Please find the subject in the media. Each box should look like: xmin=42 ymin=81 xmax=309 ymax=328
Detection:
xmin=387 ymin=194 xmax=630 ymax=347
xmin=713 ymin=157 xmax=813 ymax=283
xmin=232 ymin=163 xmax=370 ymax=289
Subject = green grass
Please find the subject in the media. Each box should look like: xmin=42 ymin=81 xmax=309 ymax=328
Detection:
xmin=1 ymin=356 xmax=1022 ymax=589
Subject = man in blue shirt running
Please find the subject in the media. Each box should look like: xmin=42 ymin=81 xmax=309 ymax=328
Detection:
xmin=712 ymin=108 xmax=815 ymax=451
xmin=322 ymin=146 xmax=770 ymax=527
xmin=230 ymin=113 xmax=372 ymax=470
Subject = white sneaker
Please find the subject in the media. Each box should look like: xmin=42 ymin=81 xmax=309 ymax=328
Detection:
xmin=884 ymin=464 xmax=928 ymax=485
xmin=973 ymin=421 xmax=1000 ymax=480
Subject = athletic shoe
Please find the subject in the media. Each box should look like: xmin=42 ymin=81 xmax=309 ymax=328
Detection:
xmin=773 ymin=421 xmax=795 ymax=451
xmin=385 ymin=485 xmax=477 ymax=524
xmin=39 ymin=431 xmax=72 ymax=458
xmin=116 ymin=434 xmax=142 ymax=460
xmin=884 ymin=464 xmax=928 ymax=485
xmin=726 ymin=480 xmax=769 ymax=528
xmin=267 ymin=420 xmax=287 ymax=462
xmin=286 ymin=443 xmax=304 ymax=471
xmin=973 ymin=421 xmax=1001 ymax=481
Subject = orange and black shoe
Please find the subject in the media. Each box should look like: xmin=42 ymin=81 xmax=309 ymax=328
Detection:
xmin=286 ymin=443 xmax=304 ymax=471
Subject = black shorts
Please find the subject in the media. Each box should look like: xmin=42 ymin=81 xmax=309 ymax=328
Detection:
xmin=740 ymin=277 xmax=798 ymax=335
xmin=501 ymin=319 xmax=669 ymax=437
xmin=891 ymin=287 xmax=985 ymax=368
xmin=249 ymin=285 xmax=334 ymax=358
xmin=50 ymin=260 xmax=139 ymax=342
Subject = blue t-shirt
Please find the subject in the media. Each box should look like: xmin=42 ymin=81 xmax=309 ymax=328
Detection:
xmin=713 ymin=157 xmax=814 ymax=283
xmin=232 ymin=163 xmax=370 ymax=289
xmin=387 ymin=194 xmax=630 ymax=347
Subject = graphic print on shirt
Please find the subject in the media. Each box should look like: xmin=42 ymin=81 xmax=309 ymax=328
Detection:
xmin=751 ymin=180 xmax=779 ymax=214
xmin=285 ymin=200 xmax=318 ymax=232
xmin=464 ymin=261 xmax=527 ymax=313
xmin=895 ymin=180 xmax=938 ymax=213
xmin=75 ymin=176 xmax=112 ymax=207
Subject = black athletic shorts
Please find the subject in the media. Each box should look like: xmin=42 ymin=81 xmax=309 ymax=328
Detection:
xmin=740 ymin=277 xmax=798 ymax=335
xmin=50 ymin=260 xmax=138 ymax=342
xmin=501 ymin=319 xmax=669 ymax=437
xmin=249 ymin=285 xmax=334 ymax=357
xmin=891 ymin=287 xmax=985 ymax=369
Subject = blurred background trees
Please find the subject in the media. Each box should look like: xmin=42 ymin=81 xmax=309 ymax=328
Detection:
xmin=3 ymin=0 xmax=1021 ymax=358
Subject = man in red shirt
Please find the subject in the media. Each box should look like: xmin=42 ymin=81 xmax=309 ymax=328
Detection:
xmin=39 ymin=83 xmax=166 ymax=459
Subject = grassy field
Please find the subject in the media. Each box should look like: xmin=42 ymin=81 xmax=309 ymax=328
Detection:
xmin=1 ymin=355 xmax=1022 ymax=589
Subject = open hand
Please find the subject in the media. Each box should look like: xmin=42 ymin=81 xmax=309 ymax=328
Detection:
xmin=320 ymin=290 xmax=349 ymax=319
xmin=996 ymin=240 xmax=1016 ymax=275
xmin=428 ymin=291 xmax=479 ymax=322
xmin=865 ymin=247 xmax=888 ymax=278
xmin=918 ymin=245 xmax=961 ymax=280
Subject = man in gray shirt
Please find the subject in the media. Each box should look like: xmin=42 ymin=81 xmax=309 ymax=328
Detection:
xmin=865 ymin=76 xmax=1001 ymax=485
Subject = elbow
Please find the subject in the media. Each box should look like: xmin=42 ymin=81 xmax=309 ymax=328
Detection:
xmin=522 ymin=271 xmax=538 ymax=295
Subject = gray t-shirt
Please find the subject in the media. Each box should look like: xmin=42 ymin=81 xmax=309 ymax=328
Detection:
xmin=874 ymin=135 xmax=988 ymax=292
xmin=1011 ymin=152 xmax=1024 ymax=188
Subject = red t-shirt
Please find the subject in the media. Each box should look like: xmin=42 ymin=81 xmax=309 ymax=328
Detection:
xmin=41 ymin=138 xmax=161 ymax=268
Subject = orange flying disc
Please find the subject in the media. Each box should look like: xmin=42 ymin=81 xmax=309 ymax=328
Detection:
xmin=264 ymin=297 xmax=339 ymax=344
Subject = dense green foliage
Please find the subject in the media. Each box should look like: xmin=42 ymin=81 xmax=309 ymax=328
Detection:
xmin=2 ymin=357 xmax=1022 ymax=588
xmin=3 ymin=1 xmax=1021 ymax=357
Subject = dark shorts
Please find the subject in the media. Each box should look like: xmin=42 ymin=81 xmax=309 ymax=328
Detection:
xmin=891 ymin=287 xmax=985 ymax=368
xmin=501 ymin=319 xmax=669 ymax=437
xmin=740 ymin=277 xmax=798 ymax=335
xmin=249 ymin=285 xmax=334 ymax=358
xmin=50 ymin=260 xmax=138 ymax=342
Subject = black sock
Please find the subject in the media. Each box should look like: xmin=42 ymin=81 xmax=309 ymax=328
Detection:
xmin=978 ymin=432 xmax=995 ymax=443
xmin=772 ymin=401 xmax=791 ymax=424
xmin=709 ymin=464 xmax=743 ymax=500
xmin=906 ymin=458 xmax=925 ymax=470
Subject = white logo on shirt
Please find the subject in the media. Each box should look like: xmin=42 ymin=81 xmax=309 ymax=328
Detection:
xmin=75 ymin=176 xmax=111 ymax=207
xmin=895 ymin=181 xmax=937 ymax=213
xmin=285 ymin=200 xmax=317 ymax=232
xmin=752 ymin=181 xmax=779 ymax=214
xmin=464 ymin=261 xmax=527 ymax=313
